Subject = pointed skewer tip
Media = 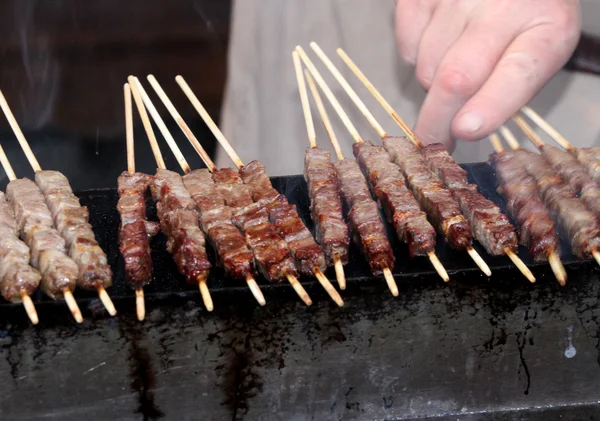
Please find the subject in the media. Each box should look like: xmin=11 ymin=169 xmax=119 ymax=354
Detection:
xmin=63 ymin=289 xmax=83 ymax=323
xmin=334 ymin=254 xmax=346 ymax=290
xmin=97 ymin=286 xmax=117 ymax=316
xmin=198 ymin=277 xmax=214 ymax=312
xmin=135 ymin=288 xmax=145 ymax=321
xmin=20 ymin=291 xmax=39 ymax=325
xmin=383 ymin=267 xmax=399 ymax=297
xmin=286 ymin=273 xmax=313 ymax=306
xmin=314 ymin=268 xmax=344 ymax=307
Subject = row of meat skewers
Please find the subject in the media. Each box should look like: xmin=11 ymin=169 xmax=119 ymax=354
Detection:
xmin=0 ymin=43 xmax=598 ymax=324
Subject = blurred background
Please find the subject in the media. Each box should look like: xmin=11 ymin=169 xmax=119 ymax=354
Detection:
xmin=0 ymin=0 xmax=599 ymax=187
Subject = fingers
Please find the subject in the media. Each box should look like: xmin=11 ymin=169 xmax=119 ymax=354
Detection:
xmin=414 ymin=1 xmax=472 ymax=90
xmin=413 ymin=18 xmax=520 ymax=147
xmin=395 ymin=0 xmax=435 ymax=65
xmin=451 ymin=23 xmax=580 ymax=141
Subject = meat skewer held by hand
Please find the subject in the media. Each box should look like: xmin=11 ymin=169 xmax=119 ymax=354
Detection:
xmin=333 ymin=46 xmax=535 ymax=279
xmin=519 ymin=106 xmax=600 ymax=182
xmin=128 ymin=76 xmax=214 ymax=311
xmin=117 ymin=83 xmax=157 ymax=321
xmin=296 ymin=47 xmax=399 ymax=295
xmin=514 ymin=115 xmax=600 ymax=221
xmin=302 ymin=46 xmax=449 ymax=282
xmin=500 ymin=125 xmax=600 ymax=265
xmin=0 ymin=91 xmax=116 ymax=316
xmin=488 ymin=132 xmax=566 ymax=285
xmin=293 ymin=51 xmax=350 ymax=289
xmin=0 ymin=145 xmax=41 ymax=324
xmin=178 ymin=75 xmax=343 ymax=306
xmin=144 ymin=75 xmax=266 ymax=306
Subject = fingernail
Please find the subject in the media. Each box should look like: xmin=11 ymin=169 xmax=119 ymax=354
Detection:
xmin=456 ymin=111 xmax=483 ymax=134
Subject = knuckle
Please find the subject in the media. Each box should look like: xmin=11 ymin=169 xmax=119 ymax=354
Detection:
xmin=415 ymin=63 xmax=433 ymax=90
xmin=498 ymin=52 xmax=539 ymax=82
xmin=436 ymin=65 xmax=477 ymax=96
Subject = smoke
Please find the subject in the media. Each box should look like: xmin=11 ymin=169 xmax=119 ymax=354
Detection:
xmin=13 ymin=0 xmax=60 ymax=130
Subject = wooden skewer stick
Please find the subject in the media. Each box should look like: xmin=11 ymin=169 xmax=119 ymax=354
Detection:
xmin=125 ymin=83 xmax=135 ymax=175
xmin=20 ymin=291 xmax=38 ymax=325
xmin=128 ymin=76 xmax=214 ymax=312
xmin=0 ymin=93 xmax=95 ymax=322
xmin=548 ymin=252 xmax=567 ymax=286
xmin=63 ymin=288 xmax=83 ymax=323
xmin=135 ymin=288 xmax=145 ymax=321
xmin=0 ymin=144 xmax=39 ymax=324
xmin=176 ymin=77 xmax=320 ymax=307
xmin=146 ymin=75 xmax=217 ymax=172
xmin=336 ymin=48 xmax=422 ymax=148
xmin=144 ymin=77 xmax=266 ymax=307
xmin=306 ymin=45 xmax=453 ymax=282
xmin=125 ymin=82 xmax=146 ymax=320
xmin=293 ymin=50 xmax=347 ymax=292
xmin=520 ymin=106 xmax=574 ymax=151
xmin=505 ymin=249 xmax=535 ymax=283
xmin=512 ymin=116 xmax=545 ymax=149
xmin=293 ymin=51 xmax=317 ymax=149
xmin=128 ymin=76 xmax=191 ymax=173
xmin=332 ymin=48 xmax=497 ymax=278
xmin=304 ymin=70 xmax=344 ymax=162
xmin=299 ymin=47 xmax=401 ymax=295
xmin=494 ymin=131 xmax=568 ymax=285
xmin=176 ymin=75 xmax=245 ymax=169
xmin=314 ymin=268 xmax=344 ymax=307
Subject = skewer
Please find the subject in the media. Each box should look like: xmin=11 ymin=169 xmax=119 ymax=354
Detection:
xmin=493 ymin=131 xmax=569 ymax=285
xmin=496 ymin=129 xmax=580 ymax=283
xmin=299 ymin=47 xmax=400 ymax=295
xmin=143 ymin=76 xmax=266 ymax=307
xmin=491 ymin=132 xmax=567 ymax=284
xmin=177 ymin=76 xmax=327 ymax=306
xmin=128 ymin=75 xmax=214 ymax=311
xmin=520 ymin=106 xmax=574 ymax=151
xmin=176 ymin=76 xmax=245 ymax=170
xmin=331 ymin=47 xmax=501 ymax=278
xmin=336 ymin=48 xmax=422 ymax=148
xmin=293 ymin=50 xmax=347 ymax=291
xmin=0 ymin=144 xmax=39 ymax=324
xmin=146 ymin=75 xmax=216 ymax=172
xmin=505 ymin=249 xmax=535 ymax=283
xmin=0 ymin=93 xmax=92 ymax=322
xmin=125 ymin=82 xmax=146 ymax=320
xmin=305 ymin=44 xmax=454 ymax=281
xmin=512 ymin=115 xmax=600 ymax=274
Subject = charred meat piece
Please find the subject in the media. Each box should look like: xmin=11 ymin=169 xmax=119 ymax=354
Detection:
xmin=152 ymin=169 xmax=211 ymax=283
xmin=117 ymin=171 xmax=155 ymax=289
xmin=334 ymin=158 xmax=395 ymax=275
xmin=421 ymin=142 xmax=517 ymax=255
xmin=512 ymin=149 xmax=600 ymax=258
xmin=240 ymin=160 xmax=326 ymax=276
xmin=383 ymin=137 xmax=472 ymax=250
xmin=35 ymin=170 xmax=112 ymax=290
xmin=489 ymin=153 xmax=559 ymax=261
xmin=183 ymin=169 xmax=254 ymax=280
xmin=0 ymin=191 xmax=41 ymax=302
xmin=304 ymin=147 xmax=350 ymax=265
xmin=353 ymin=141 xmax=436 ymax=258
xmin=6 ymin=178 xmax=78 ymax=299
xmin=213 ymin=168 xmax=297 ymax=281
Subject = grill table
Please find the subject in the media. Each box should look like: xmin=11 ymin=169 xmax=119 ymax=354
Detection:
xmin=1 ymin=165 xmax=599 ymax=420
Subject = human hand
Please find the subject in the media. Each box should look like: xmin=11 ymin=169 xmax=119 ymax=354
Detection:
xmin=395 ymin=0 xmax=581 ymax=150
